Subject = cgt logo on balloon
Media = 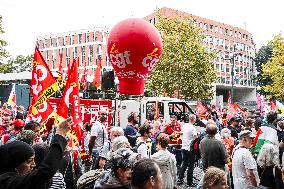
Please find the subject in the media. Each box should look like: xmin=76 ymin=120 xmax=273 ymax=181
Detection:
xmin=109 ymin=43 xmax=132 ymax=69
xmin=142 ymin=48 xmax=160 ymax=72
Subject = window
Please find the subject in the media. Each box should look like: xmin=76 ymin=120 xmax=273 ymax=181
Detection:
xmin=221 ymin=64 xmax=224 ymax=71
xmin=78 ymin=34 xmax=82 ymax=43
xmin=71 ymin=35 xmax=75 ymax=45
xmin=63 ymin=37 xmax=66 ymax=46
xmin=97 ymin=44 xmax=102 ymax=55
xmin=168 ymin=102 xmax=193 ymax=122
xmin=146 ymin=102 xmax=164 ymax=121
xmin=89 ymin=45 xmax=93 ymax=55
xmin=66 ymin=48 xmax=70 ymax=57
xmin=226 ymin=65 xmax=230 ymax=72
xmin=86 ymin=33 xmax=89 ymax=43
xmin=82 ymin=46 xmax=85 ymax=56
xmin=95 ymin=32 xmax=98 ymax=41
xmin=74 ymin=47 xmax=77 ymax=57
xmin=50 ymin=38 xmax=53 ymax=47
xmin=225 ymin=29 xmax=228 ymax=34
xmin=46 ymin=51 xmax=49 ymax=60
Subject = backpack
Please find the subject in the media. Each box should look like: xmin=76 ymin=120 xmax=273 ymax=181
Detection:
xmin=190 ymin=137 xmax=201 ymax=161
xmin=132 ymin=141 xmax=146 ymax=153
xmin=151 ymin=131 xmax=161 ymax=155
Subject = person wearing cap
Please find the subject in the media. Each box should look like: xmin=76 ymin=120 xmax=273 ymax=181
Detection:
xmin=94 ymin=148 xmax=140 ymax=189
xmin=0 ymin=117 xmax=73 ymax=189
xmin=232 ymin=130 xmax=259 ymax=189
xmin=228 ymin=117 xmax=241 ymax=139
xmin=0 ymin=119 xmax=25 ymax=145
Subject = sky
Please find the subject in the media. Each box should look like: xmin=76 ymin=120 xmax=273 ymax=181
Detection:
xmin=1 ymin=0 xmax=283 ymax=58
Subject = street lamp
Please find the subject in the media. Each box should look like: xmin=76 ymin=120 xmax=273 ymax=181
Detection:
xmin=224 ymin=45 xmax=242 ymax=104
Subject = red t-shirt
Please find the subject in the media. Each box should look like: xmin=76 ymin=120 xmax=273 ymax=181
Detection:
xmin=165 ymin=122 xmax=182 ymax=145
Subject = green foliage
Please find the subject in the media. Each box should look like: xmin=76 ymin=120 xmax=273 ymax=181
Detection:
xmin=262 ymin=34 xmax=284 ymax=100
xmin=8 ymin=54 xmax=33 ymax=72
xmin=146 ymin=12 xmax=217 ymax=99
xmin=0 ymin=15 xmax=9 ymax=64
xmin=0 ymin=62 xmax=12 ymax=73
xmin=254 ymin=45 xmax=273 ymax=95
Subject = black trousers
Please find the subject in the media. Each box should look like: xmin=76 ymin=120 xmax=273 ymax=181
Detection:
xmin=169 ymin=145 xmax=182 ymax=168
xmin=178 ymin=149 xmax=195 ymax=185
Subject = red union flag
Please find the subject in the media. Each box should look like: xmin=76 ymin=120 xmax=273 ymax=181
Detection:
xmin=26 ymin=100 xmax=55 ymax=126
xmin=154 ymin=99 xmax=159 ymax=120
xmin=58 ymin=59 xmax=82 ymax=146
xmin=234 ymin=103 xmax=242 ymax=114
xmin=227 ymin=103 xmax=238 ymax=120
xmin=195 ymin=101 xmax=207 ymax=118
xmin=29 ymin=47 xmax=59 ymax=115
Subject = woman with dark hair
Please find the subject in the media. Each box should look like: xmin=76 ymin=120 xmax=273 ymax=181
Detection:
xmin=131 ymin=158 xmax=162 ymax=189
xmin=151 ymin=133 xmax=177 ymax=189
xmin=0 ymin=117 xmax=73 ymax=189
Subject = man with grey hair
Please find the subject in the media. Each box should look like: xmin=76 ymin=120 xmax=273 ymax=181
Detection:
xmin=232 ymin=130 xmax=259 ymax=189
xmin=200 ymin=123 xmax=228 ymax=171
xmin=177 ymin=114 xmax=197 ymax=187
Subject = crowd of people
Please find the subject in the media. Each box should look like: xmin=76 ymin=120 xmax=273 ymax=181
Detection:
xmin=0 ymin=102 xmax=284 ymax=189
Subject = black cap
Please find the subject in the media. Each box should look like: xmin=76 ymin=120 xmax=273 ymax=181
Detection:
xmin=0 ymin=140 xmax=35 ymax=174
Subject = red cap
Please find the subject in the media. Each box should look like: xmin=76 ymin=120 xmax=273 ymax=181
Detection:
xmin=13 ymin=119 xmax=25 ymax=128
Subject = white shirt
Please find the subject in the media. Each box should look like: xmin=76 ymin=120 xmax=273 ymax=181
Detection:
xmin=181 ymin=123 xmax=197 ymax=151
xmin=90 ymin=120 xmax=108 ymax=152
xmin=137 ymin=138 xmax=148 ymax=158
xmin=232 ymin=145 xmax=259 ymax=189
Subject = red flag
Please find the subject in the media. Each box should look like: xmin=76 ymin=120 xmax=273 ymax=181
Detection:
xmin=270 ymin=100 xmax=276 ymax=111
xmin=93 ymin=58 xmax=102 ymax=89
xmin=233 ymin=102 xmax=242 ymax=114
xmin=195 ymin=101 xmax=207 ymax=118
xmin=58 ymin=59 xmax=82 ymax=145
xmin=227 ymin=103 xmax=238 ymax=120
xmin=28 ymin=47 xmax=59 ymax=116
xmin=154 ymin=99 xmax=159 ymax=120
xmin=81 ymin=61 xmax=88 ymax=91
xmin=26 ymin=100 xmax=55 ymax=125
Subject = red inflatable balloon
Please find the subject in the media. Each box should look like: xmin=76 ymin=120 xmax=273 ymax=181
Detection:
xmin=107 ymin=18 xmax=163 ymax=95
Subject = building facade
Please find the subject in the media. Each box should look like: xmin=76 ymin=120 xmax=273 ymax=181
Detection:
xmin=36 ymin=27 xmax=110 ymax=82
xmin=144 ymin=8 xmax=257 ymax=106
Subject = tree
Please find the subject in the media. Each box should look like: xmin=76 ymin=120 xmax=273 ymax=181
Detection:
xmin=262 ymin=34 xmax=284 ymax=100
xmin=0 ymin=62 xmax=12 ymax=73
xmin=0 ymin=15 xmax=9 ymax=64
xmin=8 ymin=54 xmax=33 ymax=72
xmin=146 ymin=13 xmax=217 ymax=99
xmin=254 ymin=45 xmax=273 ymax=95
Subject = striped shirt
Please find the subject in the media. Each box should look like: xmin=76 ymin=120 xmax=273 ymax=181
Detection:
xmin=49 ymin=172 xmax=66 ymax=189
